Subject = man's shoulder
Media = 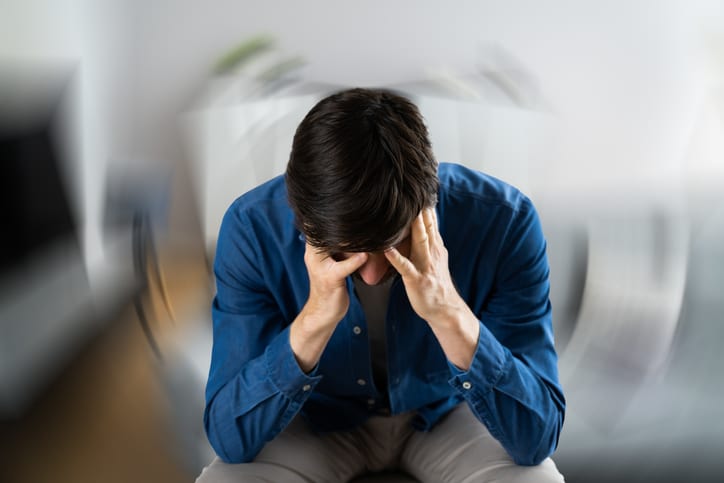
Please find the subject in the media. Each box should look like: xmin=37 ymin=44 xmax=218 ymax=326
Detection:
xmin=228 ymin=174 xmax=288 ymax=213
xmin=221 ymin=174 xmax=294 ymax=237
xmin=438 ymin=162 xmax=533 ymax=214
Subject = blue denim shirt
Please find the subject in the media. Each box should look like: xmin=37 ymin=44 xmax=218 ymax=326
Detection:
xmin=204 ymin=163 xmax=565 ymax=466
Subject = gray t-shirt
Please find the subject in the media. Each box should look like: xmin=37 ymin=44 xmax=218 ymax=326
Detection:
xmin=353 ymin=276 xmax=395 ymax=394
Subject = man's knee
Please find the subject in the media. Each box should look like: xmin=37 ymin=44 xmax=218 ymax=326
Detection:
xmin=488 ymin=457 xmax=565 ymax=483
xmin=401 ymin=403 xmax=565 ymax=482
xmin=195 ymin=414 xmax=365 ymax=483
xmin=195 ymin=457 xmax=244 ymax=483
xmin=195 ymin=457 xmax=311 ymax=483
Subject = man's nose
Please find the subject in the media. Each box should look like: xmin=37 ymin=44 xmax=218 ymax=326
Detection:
xmin=356 ymin=253 xmax=390 ymax=285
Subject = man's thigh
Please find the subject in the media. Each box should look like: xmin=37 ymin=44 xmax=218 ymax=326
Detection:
xmin=400 ymin=403 xmax=564 ymax=483
xmin=195 ymin=416 xmax=367 ymax=483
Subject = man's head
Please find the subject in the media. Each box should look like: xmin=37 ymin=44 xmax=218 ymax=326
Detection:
xmin=286 ymin=88 xmax=439 ymax=265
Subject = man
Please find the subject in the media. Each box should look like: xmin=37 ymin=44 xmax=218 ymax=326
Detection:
xmin=197 ymin=88 xmax=565 ymax=482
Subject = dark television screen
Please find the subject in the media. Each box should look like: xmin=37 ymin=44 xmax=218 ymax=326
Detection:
xmin=0 ymin=119 xmax=77 ymax=275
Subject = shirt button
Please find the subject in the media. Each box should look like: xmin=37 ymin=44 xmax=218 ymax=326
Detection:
xmin=302 ymin=384 xmax=311 ymax=392
xmin=353 ymin=326 xmax=362 ymax=335
xmin=357 ymin=378 xmax=367 ymax=386
xmin=462 ymin=381 xmax=472 ymax=390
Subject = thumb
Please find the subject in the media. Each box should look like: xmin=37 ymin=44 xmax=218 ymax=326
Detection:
xmin=334 ymin=252 xmax=368 ymax=277
xmin=384 ymin=247 xmax=416 ymax=278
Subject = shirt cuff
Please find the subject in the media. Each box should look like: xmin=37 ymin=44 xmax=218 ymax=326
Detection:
xmin=264 ymin=325 xmax=322 ymax=401
xmin=448 ymin=320 xmax=508 ymax=393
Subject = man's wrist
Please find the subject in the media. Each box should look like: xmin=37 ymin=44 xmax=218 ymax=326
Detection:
xmin=426 ymin=299 xmax=480 ymax=371
xmin=426 ymin=294 xmax=470 ymax=330
xmin=299 ymin=300 xmax=343 ymax=331
xmin=290 ymin=304 xmax=340 ymax=373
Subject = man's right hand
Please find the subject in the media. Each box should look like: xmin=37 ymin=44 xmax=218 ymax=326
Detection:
xmin=290 ymin=244 xmax=368 ymax=373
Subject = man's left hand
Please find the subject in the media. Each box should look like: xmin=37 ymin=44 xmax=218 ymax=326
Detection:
xmin=385 ymin=208 xmax=480 ymax=370
xmin=385 ymin=208 xmax=467 ymax=328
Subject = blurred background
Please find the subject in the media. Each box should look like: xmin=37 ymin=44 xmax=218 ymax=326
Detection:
xmin=1 ymin=1 xmax=723 ymax=482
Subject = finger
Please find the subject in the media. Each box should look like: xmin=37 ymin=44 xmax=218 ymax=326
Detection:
xmin=410 ymin=211 xmax=431 ymax=262
xmin=423 ymin=208 xmax=437 ymax=241
xmin=305 ymin=242 xmax=328 ymax=258
xmin=305 ymin=243 xmax=334 ymax=270
xmin=384 ymin=247 xmax=417 ymax=278
xmin=304 ymin=243 xmax=323 ymax=265
xmin=426 ymin=207 xmax=444 ymax=245
xmin=411 ymin=211 xmax=428 ymax=244
xmin=333 ymin=252 xmax=368 ymax=278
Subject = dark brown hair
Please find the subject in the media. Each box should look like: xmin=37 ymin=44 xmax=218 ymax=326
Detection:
xmin=286 ymin=88 xmax=438 ymax=253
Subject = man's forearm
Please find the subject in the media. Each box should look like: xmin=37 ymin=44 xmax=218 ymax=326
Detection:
xmin=291 ymin=246 xmax=367 ymax=373
xmin=289 ymin=305 xmax=338 ymax=373
xmin=427 ymin=301 xmax=481 ymax=371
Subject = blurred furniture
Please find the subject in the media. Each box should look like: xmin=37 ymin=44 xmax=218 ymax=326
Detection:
xmin=103 ymin=164 xmax=176 ymax=361
xmin=0 ymin=62 xmax=129 ymax=418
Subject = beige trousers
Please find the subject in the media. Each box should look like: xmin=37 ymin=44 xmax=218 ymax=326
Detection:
xmin=196 ymin=403 xmax=564 ymax=483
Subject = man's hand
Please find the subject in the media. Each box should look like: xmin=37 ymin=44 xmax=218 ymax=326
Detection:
xmin=303 ymin=243 xmax=368 ymax=326
xmin=384 ymin=208 xmax=465 ymax=324
xmin=385 ymin=208 xmax=480 ymax=370
xmin=290 ymin=244 xmax=368 ymax=373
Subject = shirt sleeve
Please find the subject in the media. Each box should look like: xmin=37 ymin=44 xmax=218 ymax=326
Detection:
xmin=447 ymin=199 xmax=566 ymax=466
xmin=203 ymin=207 xmax=320 ymax=463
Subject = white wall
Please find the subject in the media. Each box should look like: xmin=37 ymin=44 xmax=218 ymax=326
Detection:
xmin=127 ymin=0 xmax=723 ymax=191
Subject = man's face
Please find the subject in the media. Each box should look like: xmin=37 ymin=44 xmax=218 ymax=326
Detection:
xmin=330 ymin=226 xmax=412 ymax=286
